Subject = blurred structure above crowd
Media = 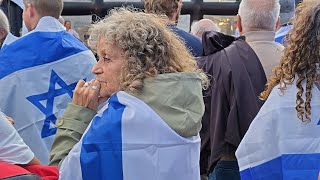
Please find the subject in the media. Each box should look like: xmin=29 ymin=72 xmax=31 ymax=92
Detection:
xmin=0 ymin=0 xmax=303 ymax=42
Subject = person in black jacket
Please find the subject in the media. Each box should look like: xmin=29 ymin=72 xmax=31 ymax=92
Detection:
xmin=198 ymin=31 xmax=267 ymax=180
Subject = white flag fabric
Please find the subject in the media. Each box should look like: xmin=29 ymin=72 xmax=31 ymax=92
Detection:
xmin=1 ymin=33 xmax=18 ymax=48
xmin=0 ymin=17 xmax=96 ymax=164
xmin=236 ymin=80 xmax=320 ymax=180
xmin=59 ymin=91 xmax=201 ymax=180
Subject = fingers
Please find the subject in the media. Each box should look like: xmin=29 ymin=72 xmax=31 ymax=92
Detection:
xmin=4 ymin=115 xmax=14 ymax=125
xmin=84 ymin=80 xmax=101 ymax=110
xmin=73 ymin=80 xmax=86 ymax=105
xmin=72 ymin=79 xmax=101 ymax=111
xmin=91 ymin=80 xmax=101 ymax=94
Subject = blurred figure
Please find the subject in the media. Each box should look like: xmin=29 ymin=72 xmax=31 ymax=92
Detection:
xmin=0 ymin=0 xmax=96 ymax=164
xmin=275 ymin=0 xmax=295 ymax=45
xmin=64 ymin=20 xmax=80 ymax=39
xmin=144 ymin=0 xmax=202 ymax=57
xmin=50 ymin=8 xmax=207 ymax=180
xmin=191 ymin=19 xmax=221 ymax=40
xmin=237 ymin=1 xmax=320 ymax=179
xmin=58 ymin=16 xmax=64 ymax=25
xmin=0 ymin=9 xmax=8 ymax=47
xmin=0 ymin=9 xmax=18 ymax=49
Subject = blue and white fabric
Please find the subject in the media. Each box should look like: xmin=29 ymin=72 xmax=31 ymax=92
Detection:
xmin=0 ymin=16 xmax=96 ymax=164
xmin=275 ymin=25 xmax=293 ymax=44
xmin=236 ymin=80 xmax=320 ymax=180
xmin=59 ymin=92 xmax=201 ymax=180
xmin=1 ymin=33 xmax=18 ymax=48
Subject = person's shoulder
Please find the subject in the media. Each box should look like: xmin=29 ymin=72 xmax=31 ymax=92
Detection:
xmin=175 ymin=27 xmax=201 ymax=44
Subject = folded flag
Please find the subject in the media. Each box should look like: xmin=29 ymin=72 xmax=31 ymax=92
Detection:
xmin=59 ymin=92 xmax=201 ymax=180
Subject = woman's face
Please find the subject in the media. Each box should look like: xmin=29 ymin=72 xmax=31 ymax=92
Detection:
xmin=65 ymin=22 xmax=71 ymax=29
xmin=92 ymin=37 xmax=125 ymax=99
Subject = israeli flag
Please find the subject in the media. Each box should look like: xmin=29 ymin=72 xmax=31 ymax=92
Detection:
xmin=236 ymin=80 xmax=320 ymax=180
xmin=59 ymin=92 xmax=201 ymax=180
xmin=275 ymin=25 xmax=293 ymax=44
xmin=0 ymin=17 xmax=96 ymax=164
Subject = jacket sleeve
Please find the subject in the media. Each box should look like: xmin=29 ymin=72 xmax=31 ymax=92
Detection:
xmin=49 ymin=104 xmax=96 ymax=168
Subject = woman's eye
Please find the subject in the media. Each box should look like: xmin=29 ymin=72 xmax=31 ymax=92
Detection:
xmin=104 ymin=57 xmax=111 ymax=62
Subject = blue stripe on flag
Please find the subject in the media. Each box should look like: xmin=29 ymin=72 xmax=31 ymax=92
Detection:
xmin=240 ymin=153 xmax=320 ymax=180
xmin=0 ymin=31 xmax=88 ymax=79
xmin=275 ymin=35 xmax=285 ymax=44
xmin=80 ymin=94 xmax=125 ymax=180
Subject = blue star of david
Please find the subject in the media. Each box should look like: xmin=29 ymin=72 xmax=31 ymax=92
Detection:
xmin=27 ymin=70 xmax=78 ymax=138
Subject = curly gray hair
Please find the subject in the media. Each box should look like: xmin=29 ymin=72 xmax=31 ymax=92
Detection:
xmin=88 ymin=8 xmax=207 ymax=93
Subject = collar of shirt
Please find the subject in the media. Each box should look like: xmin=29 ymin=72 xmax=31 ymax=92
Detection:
xmin=29 ymin=16 xmax=66 ymax=34
xmin=244 ymin=31 xmax=276 ymax=43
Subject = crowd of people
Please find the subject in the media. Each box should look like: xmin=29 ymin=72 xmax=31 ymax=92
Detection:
xmin=0 ymin=0 xmax=319 ymax=179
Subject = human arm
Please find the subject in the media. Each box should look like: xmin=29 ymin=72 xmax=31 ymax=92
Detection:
xmin=0 ymin=113 xmax=39 ymax=166
xmin=49 ymin=80 xmax=106 ymax=167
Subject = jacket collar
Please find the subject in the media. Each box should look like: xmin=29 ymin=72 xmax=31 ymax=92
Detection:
xmin=244 ymin=31 xmax=276 ymax=43
xmin=28 ymin=16 xmax=66 ymax=35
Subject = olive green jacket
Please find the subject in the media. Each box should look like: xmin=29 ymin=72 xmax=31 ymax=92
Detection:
xmin=49 ymin=72 xmax=205 ymax=168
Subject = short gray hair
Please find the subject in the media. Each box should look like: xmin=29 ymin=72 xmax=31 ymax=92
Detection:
xmin=0 ymin=9 xmax=9 ymax=34
xmin=238 ymin=0 xmax=280 ymax=32
xmin=191 ymin=19 xmax=221 ymax=36
xmin=23 ymin=0 xmax=63 ymax=19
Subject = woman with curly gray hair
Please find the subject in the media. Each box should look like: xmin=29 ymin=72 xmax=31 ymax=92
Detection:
xmin=50 ymin=8 xmax=207 ymax=180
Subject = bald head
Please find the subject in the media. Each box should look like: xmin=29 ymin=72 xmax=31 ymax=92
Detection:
xmin=238 ymin=0 xmax=280 ymax=33
xmin=191 ymin=19 xmax=221 ymax=39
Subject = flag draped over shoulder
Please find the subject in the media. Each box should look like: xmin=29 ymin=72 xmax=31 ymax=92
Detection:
xmin=0 ymin=17 xmax=96 ymax=164
xmin=236 ymin=81 xmax=320 ymax=180
xmin=59 ymin=92 xmax=201 ymax=180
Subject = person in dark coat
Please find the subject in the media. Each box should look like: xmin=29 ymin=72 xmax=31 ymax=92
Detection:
xmin=198 ymin=31 xmax=267 ymax=180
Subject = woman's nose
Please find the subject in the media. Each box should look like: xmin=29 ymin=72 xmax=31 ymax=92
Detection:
xmin=91 ymin=62 xmax=103 ymax=74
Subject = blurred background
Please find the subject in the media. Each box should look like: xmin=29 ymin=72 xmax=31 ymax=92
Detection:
xmin=1 ymin=0 xmax=302 ymax=42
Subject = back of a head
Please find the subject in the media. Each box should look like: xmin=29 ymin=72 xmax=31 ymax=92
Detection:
xmin=23 ymin=0 xmax=63 ymax=19
xmin=0 ymin=9 xmax=9 ymax=34
xmin=191 ymin=19 xmax=221 ymax=37
xmin=144 ymin=0 xmax=179 ymax=19
xmin=238 ymin=0 xmax=280 ymax=32
xmin=279 ymin=0 xmax=295 ymax=25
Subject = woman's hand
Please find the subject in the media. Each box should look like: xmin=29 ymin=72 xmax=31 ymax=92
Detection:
xmin=72 ymin=80 xmax=107 ymax=111
xmin=4 ymin=114 xmax=14 ymax=125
